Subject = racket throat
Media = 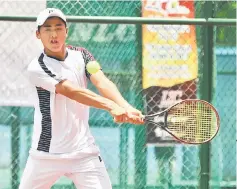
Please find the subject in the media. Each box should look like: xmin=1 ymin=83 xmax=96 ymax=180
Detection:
xmin=153 ymin=112 xmax=168 ymax=129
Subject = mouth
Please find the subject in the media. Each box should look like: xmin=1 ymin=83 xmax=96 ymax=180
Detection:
xmin=50 ymin=40 xmax=59 ymax=44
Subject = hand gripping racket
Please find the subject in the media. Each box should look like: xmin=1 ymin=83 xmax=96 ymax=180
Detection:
xmin=144 ymin=99 xmax=220 ymax=144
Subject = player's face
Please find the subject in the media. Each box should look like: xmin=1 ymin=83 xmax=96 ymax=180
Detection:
xmin=36 ymin=17 xmax=68 ymax=53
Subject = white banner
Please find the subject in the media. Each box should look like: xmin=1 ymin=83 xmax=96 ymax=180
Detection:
xmin=0 ymin=1 xmax=46 ymax=106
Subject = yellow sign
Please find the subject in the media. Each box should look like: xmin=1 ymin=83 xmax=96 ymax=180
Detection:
xmin=142 ymin=0 xmax=198 ymax=88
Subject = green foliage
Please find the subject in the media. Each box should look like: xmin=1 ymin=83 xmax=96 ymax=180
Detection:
xmin=195 ymin=1 xmax=236 ymax=46
xmin=215 ymin=1 xmax=236 ymax=46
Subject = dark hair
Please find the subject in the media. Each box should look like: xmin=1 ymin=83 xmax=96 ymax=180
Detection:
xmin=37 ymin=17 xmax=67 ymax=32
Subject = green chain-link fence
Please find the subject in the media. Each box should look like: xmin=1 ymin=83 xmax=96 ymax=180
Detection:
xmin=0 ymin=1 xmax=236 ymax=189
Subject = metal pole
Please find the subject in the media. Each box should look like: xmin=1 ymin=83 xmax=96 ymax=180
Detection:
xmin=134 ymin=5 xmax=147 ymax=188
xmin=0 ymin=16 xmax=236 ymax=25
xmin=119 ymin=125 xmax=129 ymax=188
xmin=199 ymin=1 xmax=215 ymax=189
xmin=11 ymin=106 xmax=20 ymax=189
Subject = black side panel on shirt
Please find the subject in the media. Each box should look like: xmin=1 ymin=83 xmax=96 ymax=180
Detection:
xmin=38 ymin=53 xmax=62 ymax=81
xmin=81 ymin=48 xmax=95 ymax=79
xmin=36 ymin=54 xmax=55 ymax=152
xmin=36 ymin=87 xmax=52 ymax=152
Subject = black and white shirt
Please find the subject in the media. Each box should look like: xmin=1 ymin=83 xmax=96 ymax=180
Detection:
xmin=27 ymin=46 xmax=99 ymax=158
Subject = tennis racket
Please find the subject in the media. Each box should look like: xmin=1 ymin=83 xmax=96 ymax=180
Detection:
xmin=144 ymin=99 xmax=220 ymax=144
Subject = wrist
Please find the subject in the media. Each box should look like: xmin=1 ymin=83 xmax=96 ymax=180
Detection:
xmin=121 ymin=103 xmax=132 ymax=110
xmin=107 ymin=101 xmax=119 ymax=112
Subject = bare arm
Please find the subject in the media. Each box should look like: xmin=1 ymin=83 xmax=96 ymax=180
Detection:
xmin=27 ymin=59 xmax=130 ymax=123
xmin=90 ymin=71 xmax=144 ymax=124
xmin=90 ymin=71 xmax=132 ymax=109
xmin=55 ymin=79 xmax=126 ymax=118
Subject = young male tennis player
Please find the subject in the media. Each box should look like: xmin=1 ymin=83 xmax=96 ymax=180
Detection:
xmin=19 ymin=8 xmax=144 ymax=189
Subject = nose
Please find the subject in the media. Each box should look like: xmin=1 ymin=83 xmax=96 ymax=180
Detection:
xmin=51 ymin=30 xmax=57 ymax=38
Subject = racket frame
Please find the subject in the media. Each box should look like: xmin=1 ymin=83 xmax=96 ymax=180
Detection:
xmin=144 ymin=99 xmax=220 ymax=144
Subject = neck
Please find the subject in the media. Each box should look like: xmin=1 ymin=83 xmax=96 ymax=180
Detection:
xmin=44 ymin=44 xmax=67 ymax=61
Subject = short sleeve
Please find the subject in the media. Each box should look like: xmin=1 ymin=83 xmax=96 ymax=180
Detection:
xmin=81 ymin=48 xmax=96 ymax=79
xmin=27 ymin=58 xmax=63 ymax=93
xmin=67 ymin=46 xmax=101 ymax=79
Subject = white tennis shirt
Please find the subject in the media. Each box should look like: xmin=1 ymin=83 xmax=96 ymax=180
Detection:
xmin=27 ymin=46 xmax=100 ymax=158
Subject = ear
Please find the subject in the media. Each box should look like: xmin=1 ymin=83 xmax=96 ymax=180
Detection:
xmin=66 ymin=27 xmax=68 ymax=37
xmin=36 ymin=30 xmax=41 ymax=39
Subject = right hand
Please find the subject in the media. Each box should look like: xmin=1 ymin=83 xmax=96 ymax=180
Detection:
xmin=109 ymin=104 xmax=128 ymax=123
xmin=109 ymin=104 xmax=144 ymax=124
xmin=125 ymin=106 xmax=144 ymax=125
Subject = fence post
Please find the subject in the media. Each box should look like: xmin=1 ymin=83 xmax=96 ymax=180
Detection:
xmin=199 ymin=1 xmax=215 ymax=189
xmin=120 ymin=124 xmax=129 ymax=188
xmin=11 ymin=106 xmax=20 ymax=189
xmin=134 ymin=19 xmax=147 ymax=189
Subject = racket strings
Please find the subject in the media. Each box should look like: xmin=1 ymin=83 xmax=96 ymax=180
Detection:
xmin=167 ymin=101 xmax=218 ymax=143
